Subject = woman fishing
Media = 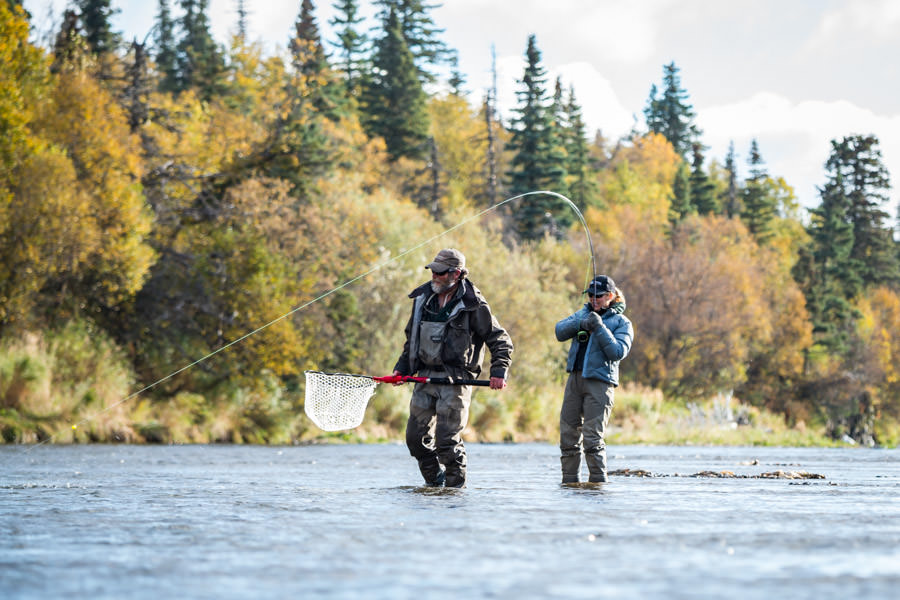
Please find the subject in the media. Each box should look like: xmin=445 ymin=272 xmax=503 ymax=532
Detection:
xmin=555 ymin=275 xmax=633 ymax=484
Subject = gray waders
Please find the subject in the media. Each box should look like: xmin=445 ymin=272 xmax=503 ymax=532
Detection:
xmin=406 ymin=321 xmax=472 ymax=488
xmin=559 ymin=372 xmax=615 ymax=483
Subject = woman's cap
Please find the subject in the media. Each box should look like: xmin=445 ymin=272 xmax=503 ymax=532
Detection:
xmin=584 ymin=275 xmax=616 ymax=294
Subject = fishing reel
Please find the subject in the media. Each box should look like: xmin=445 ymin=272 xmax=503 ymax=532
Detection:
xmin=576 ymin=330 xmax=590 ymax=343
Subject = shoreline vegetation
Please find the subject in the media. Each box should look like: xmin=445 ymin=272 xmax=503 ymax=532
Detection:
xmin=0 ymin=322 xmax=892 ymax=448
xmin=0 ymin=339 xmax=877 ymax=448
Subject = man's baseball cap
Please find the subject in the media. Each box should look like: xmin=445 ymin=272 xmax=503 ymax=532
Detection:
xmin=426 ymin=248 xmax=466 ymax=273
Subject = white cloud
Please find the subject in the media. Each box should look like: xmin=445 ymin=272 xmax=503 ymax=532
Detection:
xmin=806 ymin=0 xmax=900 ymax=49
xmin=437 ymin=0 xmax=670 ymax=65
xmin=553 ymin=62 xmax=635 ymax=139
xmin=699 ymin=93 xmax=900 ymax=216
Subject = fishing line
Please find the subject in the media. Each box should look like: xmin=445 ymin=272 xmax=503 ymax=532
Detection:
xmin=21 ymin=190 xmax=594 ymax=450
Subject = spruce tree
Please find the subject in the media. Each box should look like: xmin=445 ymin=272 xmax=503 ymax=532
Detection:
xmin=50 ymin=9 xmax=83 ymax=72
xmin=175 ymin=0 xmax=226 ymax=100
xmin=722 ymin=141 xmax=741 ymax=217
xmin=154 ymin=0 xmax=179 ymax=93
xmin=689 ymin=142 xmax=718 ymax=215
xmin=643 ymin=62 xmax=701 ymax=158
xmin=291 ymin=0 xmax=327 ymax=77
xmin=75 ymin=0 xmax=118 ymax=55
xmin=794 ymin=171 xmax=861 ymax=354
xmin=123 ymin=38 xmax=153 ymax=134
xmin=360 ymin=5 xmax=429 ymax=161
xmin=563 ymin=84 xmax=598 ymax=210
xmin=329 ymin=0 xmax=368 ymax=96
xmin=506 ymin=34 xmax=568 ymax=239
xmin=546 ymin=77 xmax=569 ymax=197
xmin=668 ymin=160 xmax=693 ymax=226
xmin=823 ymin=134 xmax=898 ymax=288
xmin=290 ymin=0 xmax=345 ymax=121
xmin=236 ymin=0 xmax=248 ymax=42
xmin=740 ymin=139 xmax=778 ymax=243
xmin=373 ymin=0 xmax=455 ymax=85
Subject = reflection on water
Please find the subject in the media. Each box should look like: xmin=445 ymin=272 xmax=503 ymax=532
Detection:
xmin=1 ymin=443 xmax=898 ymax=599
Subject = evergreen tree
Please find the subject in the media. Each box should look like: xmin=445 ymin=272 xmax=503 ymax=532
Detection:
xmin=722 ymin=141 xmax=741 ymax=217
xmin=123 ymin=38 xmax=153 ymax=134
xmin=563 ymin=84 xmax=598 ymax=210
xmin=823 ymin=134 xmax=898 ymax=288
xmin=360 ymin=5 xmax=429 ymax=161
xmin=175 ymin=0 xmax=226 ymax=99
xmin=446 ymin=54 xmax=466 ymax=96
xmin=236 ymin=0 xmax=248 ymax=42
xmin=291 ymin=0 xmax=327 ymax=77
xmin=373 ymin=0 xmax=455 ymax=85
xmin=689 ymin=142 xmax=718 ymax=214
xmin=794 ymin=170 xmax=861 ymax=354
xmin=740 ymin=139 xmax=778 ymax=243
xmin=643 ymin=62 xmax=701 ymax=158
xmin=329 ymin=0 xmax=368 ymax=96
xmin=546 ymin=77 xmax=569 ymax=197
xmin=290 ymin=0 xmax=344 ymax=121
xmin=75 ymin=0 xmax=118 ymax=55
xmin=506 ymin=34 xmax=568 ymax=239
xmin=668 ymin=160 xmax=693 ymax=226
xmin=154 ymin=0 xmax=179 ymax=93
xmin=50 ymin=8 xmax=83 ymax=72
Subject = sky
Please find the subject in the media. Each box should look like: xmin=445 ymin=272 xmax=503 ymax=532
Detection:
xmin=23 ymin=0 xmax=900 ymax=219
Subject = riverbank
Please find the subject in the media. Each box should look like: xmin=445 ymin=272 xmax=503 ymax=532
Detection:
xmin=1 ymin=377 xmax=891 ymax=447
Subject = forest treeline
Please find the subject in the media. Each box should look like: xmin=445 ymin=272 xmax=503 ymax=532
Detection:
xmin=2 ymin=1 xmax=899 ymax=446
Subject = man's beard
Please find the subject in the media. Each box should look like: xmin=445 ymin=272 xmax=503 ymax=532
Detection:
xmin=431 ymin=276 xmax=458 ymax=294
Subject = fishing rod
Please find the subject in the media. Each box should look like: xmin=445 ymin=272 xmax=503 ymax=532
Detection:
xmin=22 ymin=191 xmax=596 ymax=447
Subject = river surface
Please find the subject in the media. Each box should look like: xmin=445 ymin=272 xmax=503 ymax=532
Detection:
xmin=1 ymin=443 xmax=898 ymax=599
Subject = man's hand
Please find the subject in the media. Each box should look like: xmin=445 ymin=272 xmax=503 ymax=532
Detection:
xmin=392 ymin=370 xmax=404 ymax=386
xmin=489 ymin=376 xmax=507 ymax=390
xmin=580 ymin=312 xmax=602 ymax=332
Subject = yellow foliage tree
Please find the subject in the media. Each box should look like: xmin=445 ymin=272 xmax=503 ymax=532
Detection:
xmin=597 ymin=132 xmax=681 ymax=236
xmin=427 ymin=93 xmax=489 ymax=213
xmin=30 ymin=67 xmax=155 ymax=314
xmin=856 ymin=287 xmax=900 ymax=427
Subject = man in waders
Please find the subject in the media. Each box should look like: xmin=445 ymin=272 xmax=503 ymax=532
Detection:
xmin=393 ymin=249 xmax=513 ymax=488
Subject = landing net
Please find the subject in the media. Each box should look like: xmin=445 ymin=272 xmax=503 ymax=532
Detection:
xmin=304 ymin=371 xmax=376 ymax=431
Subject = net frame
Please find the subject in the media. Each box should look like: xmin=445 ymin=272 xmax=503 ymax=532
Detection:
xmin=304 ymin=371 xmax=377 ymax=431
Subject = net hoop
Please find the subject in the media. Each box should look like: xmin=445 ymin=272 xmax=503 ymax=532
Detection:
xmin=304 ymin=370 xmax=377 ymax=431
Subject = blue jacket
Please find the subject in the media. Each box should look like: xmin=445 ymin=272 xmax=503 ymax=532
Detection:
xmin=555 ymin=305 xmax=633 ymax=386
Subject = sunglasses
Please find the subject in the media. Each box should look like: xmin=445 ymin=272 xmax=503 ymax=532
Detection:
xmin=432 ymin=269 xmax=454 ymax=276
xmin=587 ymin=292 xmax=610 ymax=298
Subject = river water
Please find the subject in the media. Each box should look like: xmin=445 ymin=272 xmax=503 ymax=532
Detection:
xmin=1 ymin=443 xmax=898 ymax=599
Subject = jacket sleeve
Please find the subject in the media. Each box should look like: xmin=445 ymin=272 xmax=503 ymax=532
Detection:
xmin=555 ymin=308 xmax=586 ymax=342
xmin=591 ymin=316 xmax=633 ymax=361
xmin=474 ymin=305 xmax=513 ymax=379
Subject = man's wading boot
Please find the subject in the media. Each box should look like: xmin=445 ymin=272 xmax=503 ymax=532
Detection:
xmin=427 ymin=469 xmax=446 ymax=487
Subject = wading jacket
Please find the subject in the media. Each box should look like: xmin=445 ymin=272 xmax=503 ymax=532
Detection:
xmin=394 ymin=279 xmax=513 ymax=381
xmin=556 ymin=305 xmax=633 ymax=386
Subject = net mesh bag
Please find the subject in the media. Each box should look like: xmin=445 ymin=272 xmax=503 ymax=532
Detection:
xmin=304 ymin=371 xmax=377 ymax=431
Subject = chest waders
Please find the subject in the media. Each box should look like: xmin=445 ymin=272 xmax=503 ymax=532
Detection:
xmin=417 ymin=321 xmax=447 ymax=367
xmin=407 ymin=302 xmax=471 ymax=488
